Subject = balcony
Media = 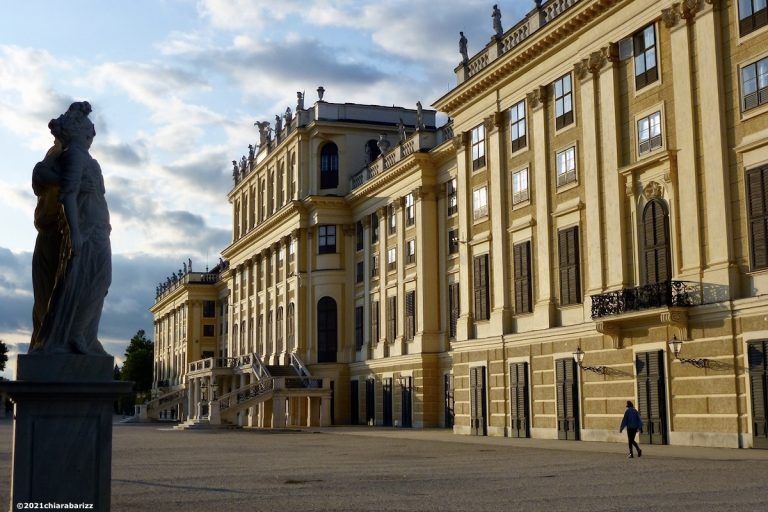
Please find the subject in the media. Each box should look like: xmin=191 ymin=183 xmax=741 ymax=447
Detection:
xmin=591 ymin=281 xmax=701 ymax=320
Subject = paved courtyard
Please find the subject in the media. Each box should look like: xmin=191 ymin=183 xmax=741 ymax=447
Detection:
xmin=1 ymin=419 xmax=768 ymax=511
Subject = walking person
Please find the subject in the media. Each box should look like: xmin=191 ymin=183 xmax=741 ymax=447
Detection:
xmin=619 ymin=400 xmax=643 ymax=458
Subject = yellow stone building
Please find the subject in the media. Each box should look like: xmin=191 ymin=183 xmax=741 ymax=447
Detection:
xmin=151 ymin=0 xmax=768 ymax=448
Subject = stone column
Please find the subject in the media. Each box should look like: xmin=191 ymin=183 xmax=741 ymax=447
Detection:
xmin=575 ymin=54 xmax=605 ymax=304
xmin=527 ymin=86 xmax=555 ymax=329
xmin=414 ymin=186 xmax=440 ymax=351
xmin=254 ymin=254 xmax=262 ymax=355
xmin=272 ymin=395 xmax=287 ymax=428
xmin=319 ymin=394 xmax=332 ymax=427
xmin=485 ymin=111 xmax=512 ymax=333
xmin=186 ymin=378 xmax=194 ymax=420
xmin=377 ymin=208 xmax=387 ymax=355
xmin=362 ymin=215 xmax=371 ymax=360
xmin=394 ymin=197 xmax=406 ymax=355
xmin=453 ymin=132 xmax=474 ymax=339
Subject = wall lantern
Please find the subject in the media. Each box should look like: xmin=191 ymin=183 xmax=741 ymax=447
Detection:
xmin=572 ymin=346 xmax=608 ymax=374
xmin=668 ymin=335 xmax=710 ymax=368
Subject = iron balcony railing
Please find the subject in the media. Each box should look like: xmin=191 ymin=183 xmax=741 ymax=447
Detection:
xmin=591 ymin=280 xmax=701 ymax=319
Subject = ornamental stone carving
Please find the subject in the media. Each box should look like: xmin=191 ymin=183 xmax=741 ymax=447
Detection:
xmin=643 ymin=181 xmax=664 ymax=201
xmin=680 ymin=0 xmax=701 ymax=20
xmin=526 ymin=86 xmax=548 ymax=109
xmin=662 ymin=6 xmax=680 ymax=27
xmin=587 ymin=50 xmax=607 ymax=74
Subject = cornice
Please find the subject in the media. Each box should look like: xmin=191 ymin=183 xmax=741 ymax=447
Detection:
xmin=346 ymin=152 xmax=433 ymax=207
xmin=221 ymin=200 xmax=306 ymax=259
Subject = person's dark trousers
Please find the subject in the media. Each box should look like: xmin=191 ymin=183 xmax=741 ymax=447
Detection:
xmin=627 ymin=428 xmax=641 ymax=456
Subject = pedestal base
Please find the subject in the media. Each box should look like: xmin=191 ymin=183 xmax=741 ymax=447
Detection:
xmin=0 ymin=354 xmax=132 ymax=512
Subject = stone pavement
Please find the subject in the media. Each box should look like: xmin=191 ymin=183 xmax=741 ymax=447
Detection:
xmin=1 ymin=419 xmax=767 ymax=511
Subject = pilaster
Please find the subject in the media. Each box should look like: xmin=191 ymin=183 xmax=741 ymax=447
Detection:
xmin=454 ymin=132 xmax=475 ymax=339
xmin=415 ymin=186 xmax=440 ymax=351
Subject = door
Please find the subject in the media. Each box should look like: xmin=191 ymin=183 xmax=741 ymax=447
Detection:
xmin=642 ymin=199 xmax=671 ymax=285
xmin=509 ymin=362 xmax=530 ymax=438
xmin=383 ymin=378 xmax=393 ymax=426
xmin=401 ymin=377 xmax=412 ymax=428
xmin=317 ymin=297 xmax=337 ymax=363
xmin=636 ymin=350 xmax=668 ymax=445
xmin=350 ymin=380 xmax=359 ymax=425
xmin=748 ymin=341 xmax=768 ymax=449
xmin=470 ymin=366 xmax=487 ymax=436
xmin=365 ymin=378 xmax=375 ymax=425
xmin=444 ymin=374 xmax=454 ymax=428
xmin=556 ymin=358 xmax=579 ymax=440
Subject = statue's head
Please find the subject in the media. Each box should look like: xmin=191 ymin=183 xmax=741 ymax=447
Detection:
xmin=49 ymin=102 xmax=95 ymax=149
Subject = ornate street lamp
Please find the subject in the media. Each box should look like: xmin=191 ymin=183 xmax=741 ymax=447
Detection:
xmin=668 ymin=335 xmax=710 ymax=368
xmin=573 ymin=346 xmax=608 ymax=374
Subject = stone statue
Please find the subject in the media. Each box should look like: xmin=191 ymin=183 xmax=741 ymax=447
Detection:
xmin=188 ymin=258 xmax=192 ymax=272
xmin=377 ymin=134 xmax=390 ymax=154
xmin=274 ymin=114 xmax=283 ymax=136
xmin=284 ymin=107 xmax=293 ymax=127
xmin=248 ymin=144 xmax=255 ymax=160
xmin=183 ymin=262 xmax=187 ymax=274
xmin=232 ymin=160 xmax=240 ymax=181
xmin=240 ymin=155 xmax=247 ymax=174
xmin=397 ymin=118 xmax=407 ymax=142
xmin=492 ymin=5 xmax=503 ymax=38
xmin=296 ymin=91 xmax=305 ymax=111
xmin=459 ymin=32 xmax=469 ymax=63
xmin=416 ymin=101 xmax=424 ymax=130
xmin=317 ymin=86 xmax=325 ymax=101
xmin=254 ymin=120 xmax=270 ymax=147
xmin=30 ymin=101 xmax=111 ymax=355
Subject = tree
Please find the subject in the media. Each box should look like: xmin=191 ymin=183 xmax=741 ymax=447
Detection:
xmin=120 ymin=329 xmax=154 ymax=398
xmin=0 ymin=339 xmax=8 ymax=374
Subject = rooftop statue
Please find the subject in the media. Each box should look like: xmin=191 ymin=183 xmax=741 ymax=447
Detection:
xmin=254 ymin=120 xmax=270 ymax=147
xmin=274 ymin=114 xmax=283 ymax=136
xmin=416 ymin=101 xmax=425 ymax=130
xmin=232 ymin=160 xmax=240 ymax=181
xmin=459 ymin=32 xmax=469 ymax=63
xmin=492 ymin=5 xmax=503 ymax=38
xmin=377 ymin=134 xmax=391 ymax=154
xmin=397 ymin=118 xmax=407 ymax=142
xmin=296 ymin=91 xmax=305 ymax=111
xmin=30 ymin=101 xmax=111 ymax=356
xmin=240 ymin=155 xmax=247 ymax=174
xmin=284 ymin=107 xmax=293 ymax=127
xmin=248 ymin=144 xmax=255 ymax=160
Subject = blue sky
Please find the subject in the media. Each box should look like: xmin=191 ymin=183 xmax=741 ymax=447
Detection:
xmin=0 ymin=0 xmax=530 ymax=377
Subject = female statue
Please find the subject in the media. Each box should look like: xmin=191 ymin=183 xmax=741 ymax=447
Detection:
xmin=31 ymin=101 xmax=111 ymax=356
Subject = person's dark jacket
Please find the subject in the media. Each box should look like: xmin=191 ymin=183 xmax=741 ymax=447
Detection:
xmin=620 ymin=407 xmax=643 ymax=432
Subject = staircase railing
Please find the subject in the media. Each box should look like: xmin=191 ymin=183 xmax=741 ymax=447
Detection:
xmin=218 ymin=378 xmax=275 ymax=413
xmin=146 ymin=388 xmax=186 ymax=415
xmin=290 ymin=353 xmax=311 ymax=386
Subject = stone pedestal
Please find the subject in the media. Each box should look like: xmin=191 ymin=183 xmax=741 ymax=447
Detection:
xmin=0 ymin=354 xmax=132 ymax=512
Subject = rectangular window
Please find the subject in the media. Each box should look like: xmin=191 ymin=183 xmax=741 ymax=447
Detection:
xmin=634 ymin=24 xmax=658 ymax=90
xmin=510 ymin=100 xmax=527 ymax=152
xmin=558 ymin=226 xmax=581 ymax=305
xmin=387 ymin=247 xmax=397 ymax=271
xmin=637 ymin=111 xmax=663 ymax=155
xmin=356 ymin=261 xmax=364 ymax=283
xmin=554 ymin=73 xmax=574 ymax=129
xmin=747 ymin=165 xmax=768 ymax=269
xmin=739 ymin=0 xmax=768 ymax=36
xmin=355 ymin=306 xmax=364 ymax=351
xmin=203 ymin=300 xmax=216 ymax=318
xmin=371 ymin=212 xmax=380 ymax=244
xmin=448 ymin=282 xmax=459 ymax=339
xmin=388 ymin=204 xmax=397 ymax=235
xmin=405 ymin=239 xmax=416 ymax=264
xmin=742 ymin=56 xmax=768 ymax=111
xmin=512 ymin=168 xmax=529 ymax=204
xmin=371 ymin=254 xmax=379 ymax=277
xmin=471 ymin=124 xmax=486 ymax=170
xmin=405 ymin=193 xmax=415 ymax=226
xmin=473 ymin=186 xmax=488 ymax=220
xmin=448 ymin=229 xmax=459 ymax=255
xmin=473 ymin=254 xmax=490 ymax=321
xmin=447 ymin=178 xmax=458 ymax=216
xmin=318 ymin=225 xmax=336 ymax=254
xmin=556 ymin=147 xmax=577 ymax=187
xmin=356 ymin=221 xmax=364 ymax=251
xmin=387 ymin=296 xmax=397 ymax=342
xmin=513 ymin=241 xmax=532 ymax=314
xmin=203 ymin=324 xmax=215 ymax=337
xmin=371 ymin=300 xmax=380 ymax=342
xmin=405 ymin=291 xmax=416 ymax=341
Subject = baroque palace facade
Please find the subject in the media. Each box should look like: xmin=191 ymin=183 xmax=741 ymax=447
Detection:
xmin=151 ymin=0 xmax=768 ymax=448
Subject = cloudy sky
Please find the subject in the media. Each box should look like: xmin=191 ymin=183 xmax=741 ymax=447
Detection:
xmin=0 ymin=0 xmax=530 ymax=377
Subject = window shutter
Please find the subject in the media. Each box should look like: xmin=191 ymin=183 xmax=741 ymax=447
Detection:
xmin=514 ymin=242 xmax=532 ymax=314
xmin=473 ymin=255 xmax=490 ymax=320
xmin=748 ymin=167 xmax=768 ymax=269
xmin=449 ymin=283 xmax=459 ymax=339
xmin=405 ymin=291 xmax=416 ymax=341
xmin=371 ymin=301 xmax=379 ymax=342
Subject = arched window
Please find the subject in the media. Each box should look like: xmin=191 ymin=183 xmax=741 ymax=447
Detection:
xmin=642 ymin=199 xmax=671 ymax=285
xmin=320 ymin=143 xmax=339 ymax=189
xmin=365 ymin=139 xmax=381 ymax=163
xmin=287 ymin=303 xmax=295 ymax=349
xmin=317 ymin=297 xmax=338 ymax=363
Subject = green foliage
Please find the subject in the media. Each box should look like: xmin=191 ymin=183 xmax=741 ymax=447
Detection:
xmin=120 ymin=329 xmax=154 ymax=394
xmin=0 ymin=339 xmax=8 ymax=373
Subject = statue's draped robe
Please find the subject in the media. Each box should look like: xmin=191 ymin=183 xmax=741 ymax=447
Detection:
xmin=33 ymin=144 xmax=111 ymax=355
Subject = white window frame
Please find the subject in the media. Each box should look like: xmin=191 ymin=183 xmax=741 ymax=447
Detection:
xmin=512 ymin=168 xmax=529 ymax=205
xmin=473 ymin=186 xmax=488 ymax=220
xmin=555 ymin=146 xmax=577 ymax=188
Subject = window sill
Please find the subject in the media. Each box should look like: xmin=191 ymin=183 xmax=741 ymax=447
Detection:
xmin=511 ymin=197 xmax=531 ymax=210
xmin=636 ymin=145 xmax=665 ymax=163
xmin=633 ymin=77 xmax=661 ymax=99
xmin=741 ymin=101 xmax=768 ymax=122
xmin=553 ymin=121 xmax=576 ymax=137
xmin=556 ymin=180 xmax=579 ymax=194
xmin=509 ymin=144 xmax=528 ymax=157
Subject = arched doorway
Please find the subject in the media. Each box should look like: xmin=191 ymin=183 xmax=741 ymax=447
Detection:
xmin=317 ymin=297 xmax=337 ymax=363
xmin=642 ymin=199 xmax=671 ymax=285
